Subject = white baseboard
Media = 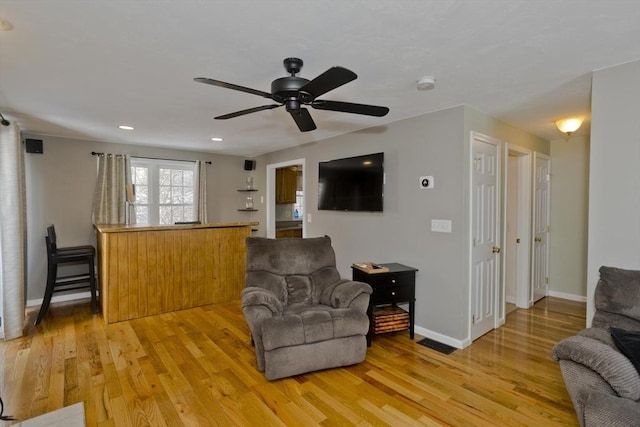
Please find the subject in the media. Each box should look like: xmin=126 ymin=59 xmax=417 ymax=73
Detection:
xmin=548 ymin=290 xmax=587 ymax=302
xmin=26 ymin=291 xmax=96 ymax=308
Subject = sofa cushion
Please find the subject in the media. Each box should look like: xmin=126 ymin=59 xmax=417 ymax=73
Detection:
xmin=595 ymin=266 xmax=640 ymax=323
xmin=286 ymin=275 xmax=313 ymax=305
xmin=245 ymin=270 xmax=288 ymax=304
xmin=261 ymin=305 xmax=369 ymax=351
xmin=245 ymin=235 xmax=337 ymax=276
xmin=611 ymin=327 xmax=640 ymax=375
xmin=310 ymin=266 xmax=341 ymax=303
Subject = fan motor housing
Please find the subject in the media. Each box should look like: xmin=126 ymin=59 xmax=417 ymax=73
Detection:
xmin=271 ymin=77 xmax=311 ymax=103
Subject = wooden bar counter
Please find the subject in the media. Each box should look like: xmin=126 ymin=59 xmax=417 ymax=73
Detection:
xmin=94 ymin=222 xmax=257 ymax=323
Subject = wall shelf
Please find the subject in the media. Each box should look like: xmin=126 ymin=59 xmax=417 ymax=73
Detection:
xmin=237 ymin=208 xmax=258 ymax=212
xmin=237 ymin=189 xmax=258 ymax=192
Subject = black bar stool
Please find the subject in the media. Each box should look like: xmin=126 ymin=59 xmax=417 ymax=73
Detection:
xmin=35 ymin=225 xmax=98 ymax=325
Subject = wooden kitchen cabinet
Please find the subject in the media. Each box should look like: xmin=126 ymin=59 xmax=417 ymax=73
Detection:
xmin=276 ymin=167 xmax=297 ymax=204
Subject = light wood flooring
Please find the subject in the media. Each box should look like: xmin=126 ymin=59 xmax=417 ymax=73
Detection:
xmin=1 ymin=297 xmax=585 ymax=426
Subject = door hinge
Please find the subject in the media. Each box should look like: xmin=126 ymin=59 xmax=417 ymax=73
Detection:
xmin=472 ymin=314 xmax=476 ymax=324
xmin=473 ymin=237 xmax=477 ymax=247
xmin=545 ymin=277 xmax=549 ymax=284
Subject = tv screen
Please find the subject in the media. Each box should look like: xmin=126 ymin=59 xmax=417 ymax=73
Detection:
xmin=318 ymin=152 xmax=384 ymax=212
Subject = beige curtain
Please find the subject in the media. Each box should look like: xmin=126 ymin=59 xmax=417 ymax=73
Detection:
xmin=0 ymin=120 xmax=27 ymax=340
xmin=92 ymin=153 xmax=131 ymax=224
xmin=196 ymin=160 xmax=208 ymax=223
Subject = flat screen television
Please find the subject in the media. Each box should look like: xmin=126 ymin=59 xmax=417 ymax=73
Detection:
xmin=318 ymin=152 xmax=384 ymax=212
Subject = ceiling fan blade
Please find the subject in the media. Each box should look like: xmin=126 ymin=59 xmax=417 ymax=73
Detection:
xmin=215 ymin=104 xmax=281 ymax=120
xmin=311 ymin=100 xmax=389 ymax=117
xmin=194 ymin=77 xmax=273 ymax=98
xmin=299 ymin=67 xmax=357 ymax=98
xmin=289 ymin=108 xmax=317 ymax=132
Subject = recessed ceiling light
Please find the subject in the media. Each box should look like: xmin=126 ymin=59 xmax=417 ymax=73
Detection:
xmin=211 ymin=137 xmax=223 ymax=142
xmin=118 ymin=125 xmax=134 ymax=130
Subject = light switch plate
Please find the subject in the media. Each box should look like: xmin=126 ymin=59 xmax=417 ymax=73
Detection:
xmin=431 ymin=219 xmax=452 ymax=233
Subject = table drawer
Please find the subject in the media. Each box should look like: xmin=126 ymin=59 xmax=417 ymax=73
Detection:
xmin=368 ymin=272 xmax=414 ymax=288
xmin=371 ymin=283 xmax=413 ymax=304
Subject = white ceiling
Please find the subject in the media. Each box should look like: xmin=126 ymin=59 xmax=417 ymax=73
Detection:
xmin=1 ymin=1 xmax=639 ymax=157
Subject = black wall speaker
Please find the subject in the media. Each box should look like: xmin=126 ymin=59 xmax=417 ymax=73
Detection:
xmin=25 ymin=138 xmax=44 ymax=154
xmin=244 ymin=160 xmax=256 ymax=171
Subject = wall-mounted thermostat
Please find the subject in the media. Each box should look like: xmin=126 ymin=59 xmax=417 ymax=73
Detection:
xmin=419 ymin=176 xmax=434 ymax=189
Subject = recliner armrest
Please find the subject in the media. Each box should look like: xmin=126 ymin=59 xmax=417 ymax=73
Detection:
xmin=321 ymin=280 xmax=372 ymax=309
xmin=552 ymin=335 xmax=640 ymax=400
xmin=241 ymin=287 xmax=283 ymax=315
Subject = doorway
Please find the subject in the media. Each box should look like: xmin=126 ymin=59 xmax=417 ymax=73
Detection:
xmin=266 ymin=159 xmax=306 ymax=239
xmin=470 ymin=133 xmax=538 ymax=342
xmin=532 ymin=153 xmax=551 ymax=304
xmin=503 ymin=145 xmax=532 ymax=318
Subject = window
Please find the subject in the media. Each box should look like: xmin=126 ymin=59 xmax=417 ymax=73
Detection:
xmin=130 ymin=158 xmax=197 ymax=225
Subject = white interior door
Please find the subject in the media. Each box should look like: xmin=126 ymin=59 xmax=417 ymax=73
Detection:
xmin=470 ymin=132 xmax=501 ymax=341
xmin=503 ymin=145 xmax=532 ymax=310
xmin=532 ymin=153 xmax=551 ymax=303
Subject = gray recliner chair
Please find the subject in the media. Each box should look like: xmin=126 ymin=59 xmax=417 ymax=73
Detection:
xmin=552 ymin=266 xmax=640 ymax=427
xmin=241 ymin=235 xmax=372 ymax=380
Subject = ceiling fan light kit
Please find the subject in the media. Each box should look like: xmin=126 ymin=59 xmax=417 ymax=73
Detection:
xmin=195 ymin=57 xmax=390 ymax=132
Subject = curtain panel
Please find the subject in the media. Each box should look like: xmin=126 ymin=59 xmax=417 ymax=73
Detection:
xmin=196 ymin=160 xmax=208 ymax=224
xmin=92 ymin=154 xmax=131 ymax=225
xmin=0 ymin=121 xmax=27 ymax=340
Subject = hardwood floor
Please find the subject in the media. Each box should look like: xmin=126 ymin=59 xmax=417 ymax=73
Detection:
xmin=1 ymin=297 xmax=585 ymax=426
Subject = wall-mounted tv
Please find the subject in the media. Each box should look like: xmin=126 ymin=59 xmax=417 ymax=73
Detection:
xmin=318 ymin=152 xmax=384 ymax=212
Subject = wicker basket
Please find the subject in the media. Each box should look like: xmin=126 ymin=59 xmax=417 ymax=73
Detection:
xmin=373 ymin=306 xmax=409 ymax=334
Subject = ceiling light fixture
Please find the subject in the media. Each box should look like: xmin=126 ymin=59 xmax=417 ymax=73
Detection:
xmin=554 ymin=117 xmax=584 ymax=138
xmin=118 ymin=125 xmax=134 ymax=130
xmin=211 ymin=137 xmax=223 ymax=142
xmin=417 ymin=76 xmax=436 ymax=91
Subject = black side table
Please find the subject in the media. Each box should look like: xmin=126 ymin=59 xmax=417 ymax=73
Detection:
xmin=352 ymin=263 xmax=418 ymax=346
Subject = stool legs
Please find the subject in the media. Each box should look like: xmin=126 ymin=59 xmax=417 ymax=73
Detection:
xmin=35 ymin=259 xmax=99 ymax=325
xmin=35 ymin=263 xmax=57 ymax=325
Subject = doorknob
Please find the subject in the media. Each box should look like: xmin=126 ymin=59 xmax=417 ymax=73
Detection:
xmin=492 ymin=246 xmax=501 ymax=253
xmin=535 ymin=237 xmax=542 ymax=242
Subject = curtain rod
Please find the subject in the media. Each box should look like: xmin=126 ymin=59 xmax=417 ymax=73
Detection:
xmin=91 ymin=151 xmax=211 ymax=165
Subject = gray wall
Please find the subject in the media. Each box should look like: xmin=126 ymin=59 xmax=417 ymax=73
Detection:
xmin=550 ymin=135 xmax=590 ymax=298
xmin=23 ymin=134 xmax=250 ymax=302
xmin=262 ymin=105 xmax=549 ymax=344
xmin=587 ymin=60 xmax=640 ymax=324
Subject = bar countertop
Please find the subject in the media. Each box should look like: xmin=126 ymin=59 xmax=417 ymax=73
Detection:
xmin=94 ymin=222 xmax=258 ymax=234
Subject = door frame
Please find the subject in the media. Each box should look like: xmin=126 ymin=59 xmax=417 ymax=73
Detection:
xmin=501 ymin=144 xmax=532 ymax=316
xmin=266 ymin=158 xmax=306 ymax=238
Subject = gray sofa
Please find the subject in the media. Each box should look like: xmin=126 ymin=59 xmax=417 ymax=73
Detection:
xmin=241 ymin=236 xmax=372 ymax=380
xmin=552 ymin=266 xmax=640 ymax=427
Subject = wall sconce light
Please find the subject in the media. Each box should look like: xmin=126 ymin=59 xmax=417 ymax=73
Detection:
xmin=555 ymin=117 xmax=584 ymax=138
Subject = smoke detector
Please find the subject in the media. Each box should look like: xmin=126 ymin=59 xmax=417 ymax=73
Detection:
xmin=417 ymin=76 xmax=436 ymax=91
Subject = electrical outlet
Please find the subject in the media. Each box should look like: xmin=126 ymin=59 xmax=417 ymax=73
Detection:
xmin=420 ymin=176 xmax=434 ymax=189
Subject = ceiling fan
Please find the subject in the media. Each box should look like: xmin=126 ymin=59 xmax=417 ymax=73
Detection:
xmin=195 ymin=57 xmax=389 ymax=132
